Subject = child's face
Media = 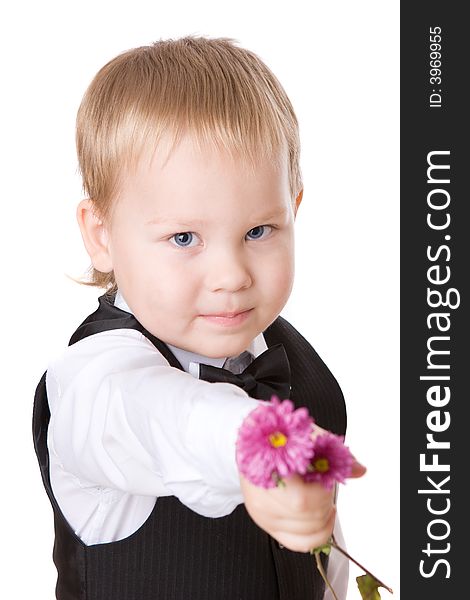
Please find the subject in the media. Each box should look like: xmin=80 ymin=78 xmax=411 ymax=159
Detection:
xmin=102 ymin=136 xmax=297 ymax=358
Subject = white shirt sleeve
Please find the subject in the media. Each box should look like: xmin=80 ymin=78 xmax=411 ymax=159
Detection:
xmin=47 ymin=328 xmax=260 ymax=518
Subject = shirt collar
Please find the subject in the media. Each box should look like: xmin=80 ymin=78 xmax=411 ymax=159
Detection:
xmin=114 ymin=290 xmax=268 ymax=374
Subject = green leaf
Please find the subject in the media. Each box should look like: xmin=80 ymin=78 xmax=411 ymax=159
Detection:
xmin=272 ymin=472 xmax=286 ymax=487
xmin=356 ymin=574 xmax=382 ymax=600
xmin=309 ymin=543 xmax=331 ymax=556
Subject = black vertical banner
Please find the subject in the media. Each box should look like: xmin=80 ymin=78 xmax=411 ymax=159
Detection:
xmin=401 ymin=3 xmax=467 ymax=599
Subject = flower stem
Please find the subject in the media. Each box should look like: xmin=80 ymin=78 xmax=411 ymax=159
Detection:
xmin=330 ymin=535 xmax=393 ymax=594
xmin=314 ymin=551 xmax=340 ymax=600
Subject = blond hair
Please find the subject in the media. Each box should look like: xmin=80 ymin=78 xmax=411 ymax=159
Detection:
xmin=76 ymin=35 xmax=302 ymax=290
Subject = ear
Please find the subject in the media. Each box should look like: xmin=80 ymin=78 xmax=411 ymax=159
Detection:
xmin=293 ymin=189 xmax=303 ymax=218
xmin=76 ymin=199 xmax=113 ymax=273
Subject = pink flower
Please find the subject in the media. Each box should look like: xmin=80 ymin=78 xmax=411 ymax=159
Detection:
xmin=303 ymin=432 xmax=354 ymax=489
xmin=236 ymin=396 xmax=315 ymax=488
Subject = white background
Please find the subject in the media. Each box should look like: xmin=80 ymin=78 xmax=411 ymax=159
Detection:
xmin=1 ymin=1 xmax=399 ymax=598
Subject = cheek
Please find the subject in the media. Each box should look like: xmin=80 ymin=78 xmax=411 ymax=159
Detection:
xmin=152 ymin=255 xmax=203 ymax=311
xmin=273 ymin=260 xmax=295 ymax=301
xmin=110 ymin=247 xmax=136 ymax=288
xmin=259 ymin=244 xmax=295 ymax=301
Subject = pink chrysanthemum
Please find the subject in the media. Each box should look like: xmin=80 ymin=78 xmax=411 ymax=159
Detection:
xmin=236 ymin=396 xmax=315 ymax=488
xmin=303 ymin=432 xmax=353 ymax=489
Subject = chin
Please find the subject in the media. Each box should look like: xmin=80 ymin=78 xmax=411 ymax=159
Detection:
xmin=201 ymin=338 xmax=251 ymax=360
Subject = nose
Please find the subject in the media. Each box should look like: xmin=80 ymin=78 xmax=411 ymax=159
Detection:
xmin=206 ymin=246 xmax=253 ymax=293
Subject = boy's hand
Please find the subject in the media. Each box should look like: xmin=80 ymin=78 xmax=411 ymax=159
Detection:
xmin=239 ymin=422 xmax=366 ymax=553
xmin=240 ymin=471 xmax=337 ymax=552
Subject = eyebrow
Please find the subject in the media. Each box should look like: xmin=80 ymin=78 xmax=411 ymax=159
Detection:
xmin=251 ymin=208 xmax=289 ymax=222
xmin=145 ymin=207 xmax=288 ymax=228
xmin=145 ymin=217 xmax=207 ymax=228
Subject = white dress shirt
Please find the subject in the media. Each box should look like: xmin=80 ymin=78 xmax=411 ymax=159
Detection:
xmin=46 ymin=291 xmax=348 ymax=599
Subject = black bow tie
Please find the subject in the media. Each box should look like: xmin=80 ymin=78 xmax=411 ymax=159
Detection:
xmin=198 ymin=343 xmax=291 ymax=400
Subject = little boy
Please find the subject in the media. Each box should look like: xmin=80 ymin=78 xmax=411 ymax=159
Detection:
xmin=33 ymin=36 xmax=364 ymax=600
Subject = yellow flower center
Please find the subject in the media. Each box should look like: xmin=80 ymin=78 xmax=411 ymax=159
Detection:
xmin=269 ymin=431 xmax=288 ymax=448
xmin=313 ymin=457 xmax=330 ymax=473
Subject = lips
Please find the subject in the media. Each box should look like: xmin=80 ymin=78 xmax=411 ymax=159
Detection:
xmin=203 ymin=309 xmax=250 ymax=318
xmin=200 ymin=308 xmax=253 ymax=327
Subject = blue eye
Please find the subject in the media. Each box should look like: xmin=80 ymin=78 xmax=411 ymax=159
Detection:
xmin=246 ymin=225 xmax=271 ymax=240
xmin=170 ymin=232 xmax=197 ymax=247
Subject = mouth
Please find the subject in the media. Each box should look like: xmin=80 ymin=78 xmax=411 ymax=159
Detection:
xmin=200 ymin=308 xmax=253 ymax=327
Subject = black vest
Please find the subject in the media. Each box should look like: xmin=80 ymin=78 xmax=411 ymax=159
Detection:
xmin=33 ymin=294 xmax=347 ymax=600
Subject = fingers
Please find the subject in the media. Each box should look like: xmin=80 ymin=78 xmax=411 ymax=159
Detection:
xmin=272 ymin=509 xmax=337 ymax=553
xmin=274 ymin=504 xmax=336 ymax=534
xmin=350 ymin=458 xmax=367 ymax=479
xmin=311 ymin=423 xmax=328 ymax=440
xmin=269 ymin=473 xmax=334 ymax=513
xmin=241 ymin=472 xmax=336 ymax=549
